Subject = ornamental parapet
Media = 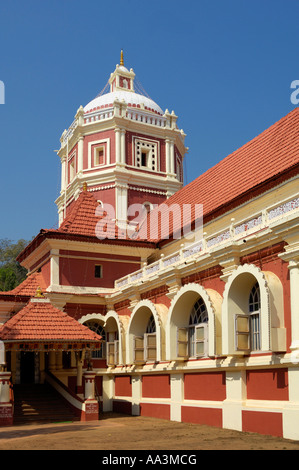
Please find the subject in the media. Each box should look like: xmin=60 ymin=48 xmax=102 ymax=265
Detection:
xmin=115 ymin=194 xmax=299 ymax=290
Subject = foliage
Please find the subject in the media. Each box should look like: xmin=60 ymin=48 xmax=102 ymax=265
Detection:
xmin=0 ymin=239 xmax=28 ymax=291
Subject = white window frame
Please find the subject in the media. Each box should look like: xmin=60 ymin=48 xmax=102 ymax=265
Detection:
xmin=94 ymin=145 xmax=105 ymax=166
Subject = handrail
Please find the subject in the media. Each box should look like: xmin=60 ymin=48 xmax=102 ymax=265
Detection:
xmin=115 ymin=194 xmax=299 ymax=289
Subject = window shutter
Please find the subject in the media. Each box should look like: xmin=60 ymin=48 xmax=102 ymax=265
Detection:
xmin=134 ymin=336 xmax=145 ymax=364
xmin=107 ymin=342 xmax=115 ymax=366
xmin=114 ymin=340 xmax=119 ymax=364
xmin=195 ymin=323 xmax=208 ymax=357
xmin=177 ymin=327 xmax=188 ymax=359
xmin=235 ymin=314 xmax=250 ymax=352
xmin=145 ymin=333 xmax=156 ymax=361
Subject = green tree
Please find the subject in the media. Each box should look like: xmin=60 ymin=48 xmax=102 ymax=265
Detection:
xmin=0 ymin=239 xmax=28 ymax=291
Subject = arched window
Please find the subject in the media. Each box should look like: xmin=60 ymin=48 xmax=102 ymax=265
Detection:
xmin=146 ymin=315 xmax=156 ymax=333
xmin=134 ymin=314 xmax=157 ymax=364
xmin=235 ymin=281 xmax=261 ymax=353
xmin=248 ymin=282 xmax=261 ymax=351
xmin=84 ymin=321 xmax=106 ymax=359
xmin=188 ymin=298 xmax=209 ymax=357
xmin=106 ymin=330 xmax=119 ymax=366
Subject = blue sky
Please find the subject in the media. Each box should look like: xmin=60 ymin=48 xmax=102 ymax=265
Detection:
xmin=0 ymin=0 xmax=298 ymax=242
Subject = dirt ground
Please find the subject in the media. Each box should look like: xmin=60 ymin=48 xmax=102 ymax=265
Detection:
xmin=0 ymin=413 xmax=299 ymax=451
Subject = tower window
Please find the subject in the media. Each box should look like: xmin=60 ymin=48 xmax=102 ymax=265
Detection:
xmin=141 ymin=151 xmax=148 ymax=167
xmin=94 ymin=265 xmax=102 ymax=278
xmin=94 ymin=146 xmax=105 ymax=166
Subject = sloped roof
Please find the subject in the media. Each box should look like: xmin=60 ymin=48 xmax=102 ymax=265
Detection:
xmin=0 ymin=298 xmax=102 ymax=343
xmin=58 ymin=188 xmax=126 ymax=239
xmin=5 ymin=272 xmax=47 ymax=297
xmin=138 ymin=108 xmax=299 ymax=242
xmin=0 ymin=272 xmax=47 ymax=303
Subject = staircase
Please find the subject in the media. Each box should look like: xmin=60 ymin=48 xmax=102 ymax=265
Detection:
xmin=13 ymin=383 xmax=81 ymax=425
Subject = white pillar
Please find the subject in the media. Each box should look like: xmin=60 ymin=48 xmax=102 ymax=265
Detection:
xmin=170 ymin=373 xmax=183 ymax=422
xmin=84 ymin=371 xmax=96 ymax=400
xmin=0 ymin=372 xmax=11 ymax=403
xmin=222 ymin=370 xmax=246 ymax=431
xmin=61 ymin=156 xmax=66 ymax=192
xmin=120 ymin=129 xmax=126 ymax=165
xmin=102 ymin=374 xmax=113 ymax=412
xmin=77 ymin=136 xmax=84 ymax=173
xmin=50 ymin=249 xmax=60 ymax=289
xmin=165 ymin=139 xmax=170 ymax=174
xmin=289 ymin=260 xmax=299 ymax=351
xmin=115 ymin=127 xmax=121 ymax=164
xmin=131 ymin=375 xmax=142 ymax=416
xmin=170 ymin=139 xmax=175 ymax=174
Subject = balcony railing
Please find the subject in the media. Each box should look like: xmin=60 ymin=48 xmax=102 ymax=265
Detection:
xmin=115 ymin=195 xmax=299 ymax=290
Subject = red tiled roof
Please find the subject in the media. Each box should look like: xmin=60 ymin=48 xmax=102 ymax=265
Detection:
xmin=58 ymin=189 xmax=126 ymax=239
xmin=139 ymin=108 xmax=299 ymax=241
xmin=0 ymin=298 xmax=102 ymax=342
xmin=16 ymin=108 xmax=299 ymax=252
xmin=5 ymin=272 xmax=47 ymax=297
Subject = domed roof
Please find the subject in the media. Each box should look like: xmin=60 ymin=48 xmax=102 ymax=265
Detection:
xmin=84 ymin=89 xmax=164 ymax=115
xmin=84 ymin=51 xmax=164 ymax=116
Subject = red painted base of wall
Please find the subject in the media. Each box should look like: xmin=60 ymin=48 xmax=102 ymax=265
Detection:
xmin=242 ymin=410 xmax=283 ymax=437
xmin=140 ymin=403 xmax=170 ymax=420
xmin=181 ymin=406 xmax=223 ymax=428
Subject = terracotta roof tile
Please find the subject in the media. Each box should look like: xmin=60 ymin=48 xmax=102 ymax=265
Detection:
xmin=139 ymin=108 xmax=299 ymax=241
xmin=5 ymin=272 xmax=47 ymax=297
xmin=58 ymin=190 xmax=126 ymax=239
xmin=0 ymin=299 xmax=102 ymax=342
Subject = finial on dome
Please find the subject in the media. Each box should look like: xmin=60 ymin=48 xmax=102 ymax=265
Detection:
xmin=120 ymin=50 xmax=124 ymax=66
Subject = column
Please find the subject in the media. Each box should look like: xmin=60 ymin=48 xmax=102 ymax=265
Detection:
xmin=222 ymin=370 xmax=246 ymax=431
xmin=48 ymin=351 xmax=56 ymax=371
xmin=115 ymin=127 xmax=121 ymax=164
xmin=61 ymin=156 xmax=66 ymax=192
xmin=77 ymin=135 xmax=84 ymax=174
xmin=288 ymin=260 xmax=299 ymax=351
xmin=0 ymin=371 xmax=13 ymax=426
xmin=120 ymin=128 xmax=126 ymax=165
xmin=102 ymin=374 xmax=113 ymax=412
xmin=84 ymin=371 xmax=96 ymax=400
xmin=50 ymin=249 xmax=60 ymax=290
xmin=170 ymin=373 xmax=183 ymax=422
xmin=83 ymin=371 xmax=99 ymax=421
xmin=170 ymin=139 xmax=175 ymax=174
xmin=165 ymin=139 xmax=170 ymax=174
xmin=131 ymin=374 xmax=142 ymax=416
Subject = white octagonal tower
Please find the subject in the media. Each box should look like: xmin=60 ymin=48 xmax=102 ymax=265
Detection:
xmin=56 ymin=51 xmax=188 ymax=227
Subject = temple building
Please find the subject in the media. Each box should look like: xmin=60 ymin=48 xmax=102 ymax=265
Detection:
xmin=0 ymin=52 xmax=299 ymax=441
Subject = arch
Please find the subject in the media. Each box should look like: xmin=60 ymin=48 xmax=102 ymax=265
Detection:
xmin=104 ymin=310 xmax=127 ymax=365
xmin=126 ymin=299 xmax=163 ymax=364
xmin=79 ymin=313 xmax=107 ymax=360
xmin=222 ymin=263 xmax=286 ymax=355
xmin=166 ymin=283 xmax=222 ymax=360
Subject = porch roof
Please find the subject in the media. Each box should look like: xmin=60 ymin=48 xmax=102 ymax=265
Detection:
xmin=0 ymin=292 xmax=102 ymax=348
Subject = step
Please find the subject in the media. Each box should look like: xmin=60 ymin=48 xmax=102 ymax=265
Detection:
xmin=12 ymin=383 xmax=81 ymax=424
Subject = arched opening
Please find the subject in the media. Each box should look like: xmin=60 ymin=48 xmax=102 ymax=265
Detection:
xmin=166 ymin=283 xmax=220 ymax=360
xmin=127 ymin=300 xmax=162 ymax=364
xmin=222 ymin=264 xmax=286 ymax=356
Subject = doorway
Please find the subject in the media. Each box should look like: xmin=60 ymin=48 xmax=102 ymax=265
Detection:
xmin=20 ymin=352 xmax=35 ymax=383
